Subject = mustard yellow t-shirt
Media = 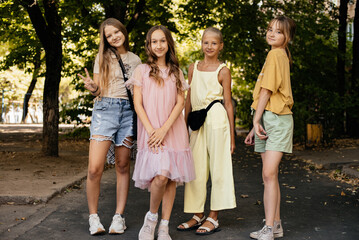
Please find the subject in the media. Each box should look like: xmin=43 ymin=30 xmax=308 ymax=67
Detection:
xmin=251 ymin=48 xmax=293 ymax=115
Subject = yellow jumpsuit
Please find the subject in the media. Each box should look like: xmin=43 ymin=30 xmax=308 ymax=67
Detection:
xmin=184 ymin=61 xmax=236 ymax=212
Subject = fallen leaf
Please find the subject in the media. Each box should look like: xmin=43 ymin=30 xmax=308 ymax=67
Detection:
xmin=241 ymin=194 xmax=249 ymax=198
xmin=341 ymin=191 xmax=346 ymax=196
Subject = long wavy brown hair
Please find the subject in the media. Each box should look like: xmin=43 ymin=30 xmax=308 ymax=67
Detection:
xmin=267 ymin=16 xmax=296 ymax=65
xmin=97 ymin=18 xmax=129 ymax=92
xmin=145 ymin=25 xmax=182 ymax=92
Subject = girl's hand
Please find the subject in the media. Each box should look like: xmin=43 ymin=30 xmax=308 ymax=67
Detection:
xmin=254 ymin=122 xmax=268 ymax=140
xmin=230 ymin=140 xmax=236 ymax=154
xmin=78 ymin=68 xmax=98 ymax=92
xmin=148 ymin=128 xmax=167 ymax=153
xmin=244 ymin=128 xmax=255 ymax=145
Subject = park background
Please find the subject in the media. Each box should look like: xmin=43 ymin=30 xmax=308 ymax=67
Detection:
xmin=0 ymin=0 xmax=358 ymax=157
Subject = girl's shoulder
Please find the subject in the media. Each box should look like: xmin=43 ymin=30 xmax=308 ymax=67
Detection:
xmin=127 ymin=51 xmax=140 ymax=59
xmin=134 ymin=63 xmax=151 ymax=73
xmin=188 ymin=62 xmax=196 ymax=74
xmin=267 ymin=48 xmax=287 ymax=60
xmin=218 ymin=65 xmax=231 ymax=79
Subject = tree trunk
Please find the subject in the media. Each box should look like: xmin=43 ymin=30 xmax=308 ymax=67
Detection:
xmin=352 ymin=0 xmax=359 ymax=90
xmin=42 ymin=45 xmax=62 ymax=156
xmin=23 ymin=0 xmax=62 ymax=156
xmin=337 ymin=0 xmax=349 ymax=133
xmin=104 ymin=1 xmax=129 ymax=23
xmin=347 ymin=0 xmax=359 ymax=136
xmin=22 ymin=48 xmax=41 ymax=123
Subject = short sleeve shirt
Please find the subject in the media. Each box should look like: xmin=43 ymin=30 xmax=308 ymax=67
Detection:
xmin=94 ymin=51 xmax=141 ymax=98
xmin=251 ymin=48 xmax=293 ymax=115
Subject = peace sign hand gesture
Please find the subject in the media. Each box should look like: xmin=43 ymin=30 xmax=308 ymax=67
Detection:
xmin=78 ymin=68 xmax=98 ymax=93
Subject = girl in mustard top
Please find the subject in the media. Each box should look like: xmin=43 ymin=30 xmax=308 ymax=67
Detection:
xmin=177 ymin=27 xmax=236 ymax=235
xmin=245 ymin=16 xmax=296 ymax=240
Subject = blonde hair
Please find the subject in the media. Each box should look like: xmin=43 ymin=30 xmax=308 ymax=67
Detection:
xmin=267 ymin=16 xmax=296 ymax=64
xmin=202 ymin=27 xmax=223 ymax=43
xmin=145 ymin=25 xmax=183 ymax=92
xmin=97 ymin=18 xmax=129 ymax=92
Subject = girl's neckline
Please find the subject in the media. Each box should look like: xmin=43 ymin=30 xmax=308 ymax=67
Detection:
xmin=196 ymin=61 xmax=223 ymax=73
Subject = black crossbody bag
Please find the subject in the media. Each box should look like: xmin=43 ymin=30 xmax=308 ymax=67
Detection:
xmin=187 ymin=100 xmax=221 ymax=131
xmin=118 ymin=58 xmax=137 ymax=140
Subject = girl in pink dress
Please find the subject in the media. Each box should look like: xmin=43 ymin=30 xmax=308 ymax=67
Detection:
xmin=126 ymin=25 xmax=195 ymax=240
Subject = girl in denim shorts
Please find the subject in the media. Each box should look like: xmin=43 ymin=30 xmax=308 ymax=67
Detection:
xmin=78 ymin=18 xmax=141 ymax=235
xmin=244 ymin=16 xmax=296 ymax=240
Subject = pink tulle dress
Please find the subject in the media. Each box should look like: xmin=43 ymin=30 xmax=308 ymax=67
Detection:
xmin=126 ymin=64 xmax=195 ymax=190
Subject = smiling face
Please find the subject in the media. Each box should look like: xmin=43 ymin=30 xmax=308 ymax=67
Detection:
xmin=150 ymin=29 xmax=169 ymax=60
xmin=104 ymin=25 xmax=126 ymax=51
xmin=266 ymin=20 xmax=285 ymax=49
xmin=202 ymin=31 xmax=223 ymax=58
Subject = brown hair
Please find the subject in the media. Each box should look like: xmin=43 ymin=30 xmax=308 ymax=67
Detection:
xmin=97 ymin=18 xmax=129 ymax=92
xmin=267 ymin=16 xmax=296 ymax=64
xmin=145 ymin=25 xmax=182 ymax=92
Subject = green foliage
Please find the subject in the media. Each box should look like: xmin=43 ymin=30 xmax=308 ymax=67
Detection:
xmin=60 ymin=93 xmax=93 ymax=124
xmin=1 ymin=0 xmax=356 ymax=143
xmin=0 ymin=2 xmax=44 ymax=73
xmin=63 ymin=125 xmax=90 ymax=139
xmin=179 ymin=0 xmax=343 ymax=142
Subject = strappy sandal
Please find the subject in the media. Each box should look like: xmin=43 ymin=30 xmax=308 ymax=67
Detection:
xmin=195 ymin=217 xmax=221 ymax=235
xmin=176 ymin=215 xmax=206 ymax=231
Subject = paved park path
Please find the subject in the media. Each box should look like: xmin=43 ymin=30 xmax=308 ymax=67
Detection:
xmin=0 ymin=126 xmax=358 ymax=239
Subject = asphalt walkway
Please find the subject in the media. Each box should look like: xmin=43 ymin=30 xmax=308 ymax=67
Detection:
xmin=0 ymin=125 xmax=358 ymax=239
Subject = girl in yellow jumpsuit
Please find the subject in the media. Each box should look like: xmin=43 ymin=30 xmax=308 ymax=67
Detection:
xmin=177 ymin=27 xmax=236 ymax=235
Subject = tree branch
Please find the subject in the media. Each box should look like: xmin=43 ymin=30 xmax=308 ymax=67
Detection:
xmin=43 ymin=0 xmax=61 ymax=39
xmin=20 ymin=0 xmax=50 ymax=50
xmin=104 ymin=0 xmax=129 ymax=23
xmin=126 ymin=0 xmax=146 ymax=33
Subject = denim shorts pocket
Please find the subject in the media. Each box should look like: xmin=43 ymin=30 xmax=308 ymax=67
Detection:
xmin=94 ymin=100 xmax=109 ymax=111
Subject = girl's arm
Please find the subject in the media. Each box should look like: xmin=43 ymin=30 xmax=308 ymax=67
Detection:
xmin=253 ymin=88 xmax=272 ymax=140
xmin=244 ymin=127 xmax=255 ymax=145
xmin=133 ymin=85 xmax=154 ymax=135
xmin=78 ymin=68 xmax=101 ymax=96
xmin=148 ymin=90 xmax=185 ymax=151
xmin=219 ymin=67 xmax=236 ymax=154
xmin=184 ymin=63 xmax=194 ymax=125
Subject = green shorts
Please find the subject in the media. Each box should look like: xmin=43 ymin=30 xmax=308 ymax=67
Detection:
xmin=254 ymin=110 xmax=293 ymax=154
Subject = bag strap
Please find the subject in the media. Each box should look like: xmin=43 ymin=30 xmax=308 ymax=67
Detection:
xmin=118 ymin=57 xmax=135 ymax=111
xmin=206 ymin=100 xmax=221 ymax=112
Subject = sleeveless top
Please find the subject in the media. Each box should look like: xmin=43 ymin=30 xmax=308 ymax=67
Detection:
xmin=190 ymin=60 xmax=226 ymax=111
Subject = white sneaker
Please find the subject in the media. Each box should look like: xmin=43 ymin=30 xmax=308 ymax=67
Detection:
xmin=250 ymin=220 xmax=283 ymax=239
xmin=139 ymin=212 xmax=158 ymax=240
xmin=157 ymin=224 xmax=172 ymax=240
xmin=257 ymin=225 xmax=274 ymax=240
xmin=109 ymin=214 xmax=127 ymax=234
xmin=89 ymin=214 xmax=105 ymax=235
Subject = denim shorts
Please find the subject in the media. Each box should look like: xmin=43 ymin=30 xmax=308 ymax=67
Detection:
xmin=90 ymin=97 xmax=134 ymax=146
xmin=254 ymin=110 xmax=293 ymax=154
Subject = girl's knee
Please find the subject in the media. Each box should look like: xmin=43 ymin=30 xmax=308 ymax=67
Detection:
xmin=88 ymin=167 xmax=103 ymax=181
xmin=115 ymin=161 xmax=130 ymax=174
xmin=154 ymin=175 xmax=169 ymax=187
xmin=262 ymin=169 xmax=278 ymax=183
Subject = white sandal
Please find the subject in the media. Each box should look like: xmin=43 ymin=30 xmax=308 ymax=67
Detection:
xmin=196 ymin=217 xmax=221 ymax=235
xmin=176 ymin=215 xmax=206 ymax=231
